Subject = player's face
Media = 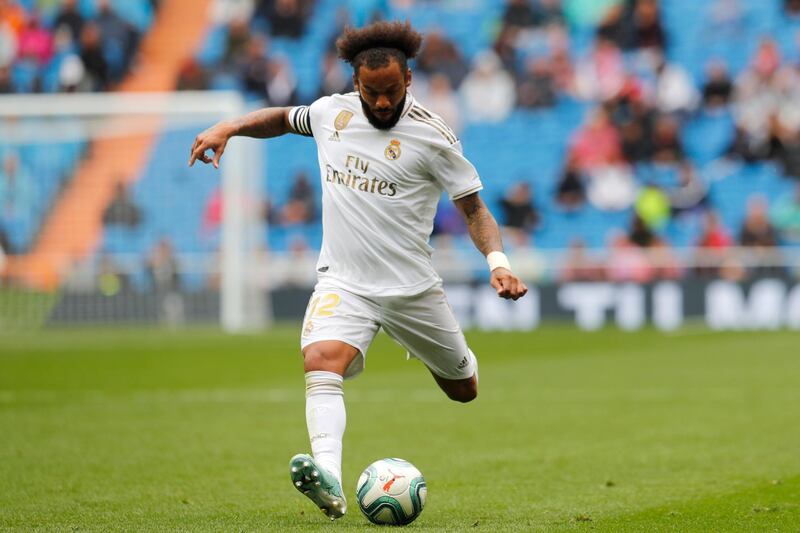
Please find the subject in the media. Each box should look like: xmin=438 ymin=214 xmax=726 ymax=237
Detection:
xmin=354 ymin=60 xmax=411 ymax=130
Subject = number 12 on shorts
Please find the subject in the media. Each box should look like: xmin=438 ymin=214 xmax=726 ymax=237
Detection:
xmin=303 ymin=293 xmax=341 ymax=338
xmin=307 ymin=293 xmax=341 ymax=318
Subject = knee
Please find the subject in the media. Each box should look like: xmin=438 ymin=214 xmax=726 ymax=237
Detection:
xmin=446 ymin=381 xmax=478 ymax=403
xmin=303 ymin=345 xmax=339 ymax=372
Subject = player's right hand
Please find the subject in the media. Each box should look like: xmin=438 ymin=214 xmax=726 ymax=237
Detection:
xmin=189 ymin=122 xmax=234 ymax=169
xmin=490 ymin=268 xmax=528 ymax=301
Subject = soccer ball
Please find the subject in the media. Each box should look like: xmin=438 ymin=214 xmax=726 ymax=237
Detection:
xmin=355 ymin=458 xmax=427 ymax=525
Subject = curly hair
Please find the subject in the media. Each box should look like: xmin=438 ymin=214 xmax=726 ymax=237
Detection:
xmin=335 ymin=21 xmax=423 ymax=73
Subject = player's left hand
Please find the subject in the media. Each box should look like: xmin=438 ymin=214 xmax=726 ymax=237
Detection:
xmin=490 ymin=268 xmax=528 ymax=300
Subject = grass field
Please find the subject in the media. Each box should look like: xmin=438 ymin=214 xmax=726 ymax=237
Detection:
xmin=1 ymin=326 xmax=799 ymax=532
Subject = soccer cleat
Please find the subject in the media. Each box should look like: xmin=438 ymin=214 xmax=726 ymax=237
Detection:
xmin=290 ymin=453 xmax=347 ymax=520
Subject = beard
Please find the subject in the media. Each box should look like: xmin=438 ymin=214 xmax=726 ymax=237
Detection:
xmin=359 ymin=94 xmax=406 ymax=130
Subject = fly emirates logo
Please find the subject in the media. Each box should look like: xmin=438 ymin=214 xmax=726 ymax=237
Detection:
xmin=324 ymin=155 xmax=398 ymax=197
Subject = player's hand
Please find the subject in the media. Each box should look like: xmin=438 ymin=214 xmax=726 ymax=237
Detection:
xmin=189 ymin=122 xmax=235 ymax=169
xmin=490 ymin=268 xmax=527 ymax=300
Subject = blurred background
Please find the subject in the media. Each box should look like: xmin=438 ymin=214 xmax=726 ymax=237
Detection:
xmin=1 ymin=0 xmax=800 ymax=331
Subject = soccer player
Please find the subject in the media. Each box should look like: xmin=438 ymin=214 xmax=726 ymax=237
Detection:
xmin=189 ymin=21 xmax=527 ymax=521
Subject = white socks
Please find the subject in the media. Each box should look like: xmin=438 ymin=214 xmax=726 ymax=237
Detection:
xmin=305 ymin=371 xmax=346 ymax=484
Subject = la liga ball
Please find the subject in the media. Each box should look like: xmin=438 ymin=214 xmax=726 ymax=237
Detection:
xmin=355 ymin=458 xmax=427 ymax=525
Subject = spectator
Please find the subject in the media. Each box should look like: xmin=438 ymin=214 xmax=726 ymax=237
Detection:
xmin=574 ymin=36 xmax=625 ymax=101
xmin=201 ymin=186 xmax=222 ymax=236
xmin=281 ymin=172 xmax=316 ymax=225
xmin=631 ymin=0 xmax=666 ymax=52
xmin=739 ymin=196 xmax=778 ymax=247
xmin=97 ymin=255 xmax=129 ymax=296
xmin=0 ymin=21 xmax=17 ymax=69
xmin=103 ymin=182 xmax=141 ymax=228
xmin=651 ymin=115 xmax=684 ymax=163
xmin=432 ymin=199 xmax=467 ymax=237
xmin=499 ymin=182 xmax=540 ymax=244
xmin=17 ymin=13 xmax=53 ymax=65
xmin=668 ymin=162 xmax=708 ymax=216
xmin=534 ymin=0 xmax=566 ymax=27
xmin=318 ymin=50 xmax=350 ymax=97
xmin=79 ymin=22 xmax=109 ymax=90
xmin=586 ymin=155 xmax=637 ymax=211
xmin=0 ymin=65 xmax=12 ymax=93
xmin=53 ymin=0 xmax=84 ymax=42
xmin=606 ymin=232 xmax=653 ymax=282
xmin=460 ymin=51 xmax=516 ymax=123
xmin=146 ymin=237 xmax=181 ymax=291
xmin=787 ymin=0 xmax=800 ymax=17
xmin=96 ymin=0 xmax=140 ymax=80
xmin=770 ymin=185 xmax=800 ymax=243
xmin=416 ymin=30 xmax=468 ymax=89
xmin=560 ymin=238 xmax=604 ymax=281
xmin=570 ymin=107 xmax=622 ymax=170
xmin=517 ymin=56 xmax=558 ymax=108
xmin=492 ymin=25 xmax=518 ymax=74
xmin=695 ymin=211 xmax=743 ymax=279
xmin=501 ymin=0 xmax=537 ymax=29
xmin=702 ymin=60 xmax=733 ymax=109
xmin=58 ymin=52 xmax=87 ymax=92
xmin=177 ymin=58 xmax=209 ymax=90
xmin=0 ymin=221 xmax=11 ymax=257
xmin=238 ymin=34 xmax=270 ymax=98
xmin=262 ymin=0 xmax=311 ymax=39
xmin=211 ymin=0 xmax=254 ymax=25
xmin=555 ymin=155 xmax=585 ymax=211
xmin=635 ymin=184 xmax=670 ymax=230
xmin=224 ymin=17 xmax=252 ymax=64
xmin=146 ymin=238 xmax=184 ymax=325
xmin=653 ymin=54 xmax=698 ymax=115
xmin=628 ymin=213 xmax=657 ymax=247
xmin=265 ymin=56 xmax=298 ymax=106
xmin=416 ymin=73 xmax=461 ymax=134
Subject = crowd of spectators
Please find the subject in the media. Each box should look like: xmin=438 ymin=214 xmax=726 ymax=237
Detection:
xmin=4 ymin=0 xmax=800 ymax=283
xmin=191 ymin=0 xmax=800 ymax=280
xmin=0 ymin=0 xmax=146 ymax=93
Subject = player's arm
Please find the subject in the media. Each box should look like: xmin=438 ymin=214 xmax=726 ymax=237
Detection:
xmin=454 ymin=192 xmax=528 ymax=301
xmin=188 ymin=107 xmax=294 ymax=168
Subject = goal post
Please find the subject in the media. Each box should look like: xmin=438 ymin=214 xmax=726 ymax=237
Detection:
xmin=0 ymin=91 xmax=268 ymax=331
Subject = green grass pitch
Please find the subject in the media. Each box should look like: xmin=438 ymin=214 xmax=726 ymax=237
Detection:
xmin=1 ymin=326 xmax=799 ymax=532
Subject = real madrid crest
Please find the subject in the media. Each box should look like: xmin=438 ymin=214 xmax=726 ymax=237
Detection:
xmin=334 ymin=110 xmax=353 ymax=131
xmin=384 ymin=139 xmax=401 ymax=160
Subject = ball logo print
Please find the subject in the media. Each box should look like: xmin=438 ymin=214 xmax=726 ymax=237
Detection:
xmin=356 ymin=458 xmax=426 ymax=525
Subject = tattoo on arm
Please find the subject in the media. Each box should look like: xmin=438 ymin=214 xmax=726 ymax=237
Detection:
xmin=455 ymin=192 xmax=504 ymax=256
xmin=229 ymin=107 xmax=292 ymax=139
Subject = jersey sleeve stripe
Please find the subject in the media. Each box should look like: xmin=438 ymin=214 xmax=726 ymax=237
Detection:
xmin=410 ymin=106 xmax=458 ymax=142
xmin=451 ymin=183 xmax=483 ymax=200
xmin=408 ymin=109 xmax=457 ymax=144
xmin=288 ymin=106 xmax=313 ymax=137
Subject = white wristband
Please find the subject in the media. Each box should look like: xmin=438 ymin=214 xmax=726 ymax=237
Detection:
xmin=487 ymin=251 xmax=511 ymax=272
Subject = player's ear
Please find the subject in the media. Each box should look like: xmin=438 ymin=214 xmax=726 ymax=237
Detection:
xmin=352 ymin=70 xmax=359 ymax=92
xmin=405 ymin=68 xmax=412 ymax=88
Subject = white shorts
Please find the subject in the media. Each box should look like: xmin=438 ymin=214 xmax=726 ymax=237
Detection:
xmin=300 ymin=282 xmax=476 ymax=380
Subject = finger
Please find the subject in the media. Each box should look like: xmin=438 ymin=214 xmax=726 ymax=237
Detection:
xmin=490 ymin=274 xmax=501 ymax=292
xmin=511 ymin=280 xmax=525 ymax=300
xmin=212 ymin=143 xmax=226 ymax=169
xmin=189 ymin=138 xmax=200 ymax=166
xmin=498 ymin=276 xmax=512 ymax=298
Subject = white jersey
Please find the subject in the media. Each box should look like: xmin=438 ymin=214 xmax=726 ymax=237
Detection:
xmin=287 ymin=92 xmax=482 ymax=297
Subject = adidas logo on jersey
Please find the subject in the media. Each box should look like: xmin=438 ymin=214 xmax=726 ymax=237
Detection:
xmin=328 ymin=131 xmax=341 ymax=142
